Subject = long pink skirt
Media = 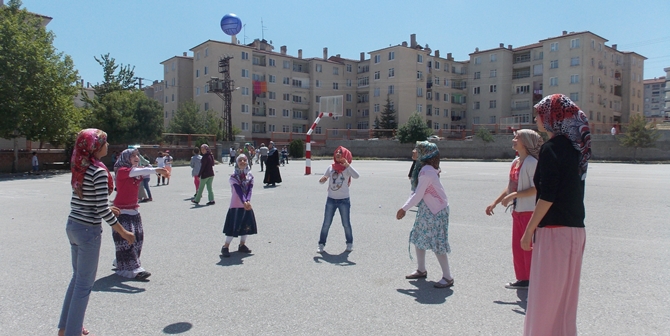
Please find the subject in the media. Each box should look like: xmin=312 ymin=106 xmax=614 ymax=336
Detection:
xmin=523 ymin=227 xmax=586 ymax=336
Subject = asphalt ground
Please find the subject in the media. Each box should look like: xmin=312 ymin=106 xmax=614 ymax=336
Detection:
xmin=0 ymin=160 xmax=668 ymax=335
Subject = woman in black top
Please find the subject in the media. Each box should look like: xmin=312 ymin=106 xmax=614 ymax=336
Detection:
xmin=521 ymin=94 xmax=591 ymax=336
xmin=263 ymin=141 xmax=282 ymax=187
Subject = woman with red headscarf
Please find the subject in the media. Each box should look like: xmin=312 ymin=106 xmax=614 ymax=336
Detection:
xmin=59 ymin=129 xmax=135 ymax=336
xmin=521 ymin=94 xmax=591 ymax=336
xmin=317 ymin=146 xmax=359 ymax=253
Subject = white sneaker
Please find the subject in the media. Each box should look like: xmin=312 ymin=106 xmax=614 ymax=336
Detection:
xmin=317 ymin=244 xmax=325 ymax=253
xmin=346 ymin=243 xmax=354 ymax=252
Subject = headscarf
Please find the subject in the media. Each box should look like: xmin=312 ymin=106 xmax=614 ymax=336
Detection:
xmin=200 ymin=144 xmax=211 ymax=155
xmin=231 ymin=154 xmax=253 ymax=194
xmin=114 ymin=148 xmax=137 ymax=172
xmin=268 ymin=141 xmax=277 ymax=156
xmin=410 ymin=141 xmax=439 ymax=191
xmin=534 ymin=94 xmax=591 ymax=179
xmin=70 ymin=128 xmax=113 ymax=198
xmin=514 ymin=129 xmax=543 ymax=160
xmin=331 ymin=146 xmax=353 ymax=174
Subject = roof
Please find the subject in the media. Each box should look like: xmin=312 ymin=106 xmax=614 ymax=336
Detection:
xmin=539 ymin=31 xmax=608 ymax=43
xmin=159 ymin=55 xmax=193 ymax=64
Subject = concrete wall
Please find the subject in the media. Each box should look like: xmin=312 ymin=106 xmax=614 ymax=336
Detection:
xmin=317 ymin=133 xmax=670 ymax=161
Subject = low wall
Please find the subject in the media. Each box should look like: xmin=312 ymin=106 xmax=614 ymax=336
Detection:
xmin=0 ymin=149 xmax=69 ymax=173
xmin=316 ymin=134 xmax=670 ymax=161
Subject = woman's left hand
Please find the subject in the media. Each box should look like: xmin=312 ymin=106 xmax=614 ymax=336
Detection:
xmin=501 ymin=193 xmax=516 ymax=207
xmin=520 ymin=231 xmax=533 ymax=251
xmin=396 ymin=209 xmax=406 ymax=220
xmin=110 ymin=206 xmax=120 ymax=217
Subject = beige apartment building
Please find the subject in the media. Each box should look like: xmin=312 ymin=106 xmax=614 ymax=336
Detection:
xmin=468 ymin=31 xmax=645 ymax=133
xmin=161 ymin=53 xmax=193 ymax=129
xmin=643 ymin=77 xmax=666 ymax=117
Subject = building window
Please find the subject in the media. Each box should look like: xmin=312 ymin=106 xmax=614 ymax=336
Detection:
xmin=388 ymin=85 xmax=394 ymax=94
xmin=241 ymin=51 xmax=249 ymax=60
xmin=434 ymin=123 xmax=440 ymax=130
xmin=241 ymin=122 xmax=249 ymax=131
xmin=473 ymin=87 xmax=480 ymax=94
xmin=374 ymin=71 xmax=380 ymax=80
xmin=269 ymin=75 xmax=276 ymax=83
xmin=171 ymin=62 xmax=175 ymax=71
xmin=315 ymin=80 xmax=320 ymax=88
xmin=473 ymin=117 xmax=480 ymax=124
xmin=333 ymin=82 xmax=339 ymax=90
xmin=333 ymin=67 xmax=339 ymax=75
xmin=346 ymin=79 xmax=352 ymax=87
xmin=550 ymin=42 xmax=559 ymax=51
xmin=435 ymin=61 xmax=440 ymax=70
xmin=268 ymin=58 xmax=276 ymax=67
xmin=269 ymin=91 xmax=276 ymax=100
xmin=474 ymin=72 xmax=481 ymax=79
xmin=316 ymin=64 xmax=322 ymax=72
xmin=204 ymin=48 xmax=208 ymax=57
xmin=490 ymin=53 xmax=497 ymax=62
xmin=283 ymin=77 xmax=289 ymax=85
xmin=165 ymin=96 xmax=168 ymax=103
xmin=473 ymin=101 xmax=480 ymax=110
xmin=283 ymin=60 xmax=290 ymax=69
xmin=570 ymin=38 xmax=580 ymax=49
xmin=570 ymin=92 xmax=579 ymax=101
xmin=374 ymin=104 xmax=380 ymax=112
xmin=346 ymin=64 xmax=352 ymax=72
xmin=417 ymin=54 xmax=423 ymax=63
xmin=570 ymin=74 xmax=579 ymax=84
xmin=490 ymin=69 xmax=497 ymax=78
xmin=490 ymin=85 xmax=497 ymax=93
xmin=417 ymin=71 xmax=423 ymax=80
xmin=346 ymin=93 xmax=352 ymax=102
xmin=417 ymin=104 xmax=422 ymax=112
xmin=417 ymin=88 xmax=423 ymax=97
xmin=241 ymin=69 xmax=249 ymax=77
xmin=550 ymin=60 xmax=559 ymax=69
xmin=474 ymin=57 xmax=481 ymax=64
xmin=282 ymin=109 xmax=289 ymax=117
xmin=196 ymin=87 xmax=200 ymax=96
xmin=242 ymin=87 xmax=250 ymax=95
xmin=171 ymin=94 xmax=174 ymax=102
xmin=196 ymin=69 xmax=199 ymax=78
xmin=550 ymin=77 xmax=558 ymax=86
xmin=388 ymin=68 xmax=395 ymax=78
xmin=570 ymin=57 xmax=580 ymax=66
xmin=283 ymin=93 xmax=290 ymax=101
xmin=269 ymin=108 xmax=276 ymax=116
xmin=489 ymin=100 xmax=497 ymax=108
xmin=204 ymin=66 xmax=208 ymax=75
xmin=374 ymin=87 xmax=380 ymax=97
xmin=443 ymin=93 xmax=448 ymax=101
xmin=204 ymin=102 xmax=209 ymax=110
xmin=315 ymin=126 xmax=322 ymax=134
xmin=345 ymin=108 xmax=352 ymax=117
xmin=388 ymin=51 xmax=395 ymax=60
xmin=241 ymin=104 xmax=249 ymax=113
xmin=489 ymin=116 xmax=496 ymax=124
xmin=374 ymin=54 xmax=381 ymax=63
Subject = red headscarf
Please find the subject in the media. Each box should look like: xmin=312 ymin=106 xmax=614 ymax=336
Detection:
xmin=71 ymin=129 xmax=113 ymax=198
xmin=331 ymin=146 xmax=352 ymax=173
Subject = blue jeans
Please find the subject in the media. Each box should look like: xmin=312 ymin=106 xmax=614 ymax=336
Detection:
xmin=142 ymin=177 xmax=152 ymax=199
xmin=319 ymin=197 xmax=353 ymax=245
xmin=58 ymin=220 xmax=102 ymax=336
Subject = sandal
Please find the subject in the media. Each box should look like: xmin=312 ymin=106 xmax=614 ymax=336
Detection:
xmin=405 ymin=270 xmax=427 ymax=279
xmin=433 ymin=277 xmax=454 ymax=288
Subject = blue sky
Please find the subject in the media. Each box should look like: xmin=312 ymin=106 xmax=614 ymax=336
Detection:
xmin=24 ymin=0 xmax=670 ymax=86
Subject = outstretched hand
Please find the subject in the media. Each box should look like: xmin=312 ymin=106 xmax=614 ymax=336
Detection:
xmin=396 ymin=209 xmax=406 ymax=220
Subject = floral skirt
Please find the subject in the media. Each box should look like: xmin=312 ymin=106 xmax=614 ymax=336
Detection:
xmin=409 ymin=201 xmax=450 ymax=254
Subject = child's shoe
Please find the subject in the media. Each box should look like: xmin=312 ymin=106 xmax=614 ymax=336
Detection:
xmin=221 ymin=246 xmax=230 ymax=258
xmin=346 ymin=243 xmax=354 ymax=252
xmin=317 ymin=244 xmax=325 ymax=253
xmin=238 ymin=244 xmax=252 ymax=253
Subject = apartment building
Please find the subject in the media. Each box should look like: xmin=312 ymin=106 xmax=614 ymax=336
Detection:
xmin=161 ymin=53 xmax=193 ymax=129
xmin=643 ymin=77 xmax=666 ymax=117
xmin=665 ymin=67 xmax=670 ymax=118
xmin=468 ymin=31 xmax=646 ymax=133
xmin=142 ymin=80 xmax=165 ymax=110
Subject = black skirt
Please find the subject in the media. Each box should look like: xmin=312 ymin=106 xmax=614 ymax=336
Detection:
xmin=223 ymin=207 xmax=258 ymax=237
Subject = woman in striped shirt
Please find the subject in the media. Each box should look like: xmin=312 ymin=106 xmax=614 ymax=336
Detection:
xmin=59 ymin=129 xmax=135 ymax=336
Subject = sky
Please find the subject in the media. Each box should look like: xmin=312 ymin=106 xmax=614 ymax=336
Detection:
xmin=22 ymin=0 xmax=670 ymax=86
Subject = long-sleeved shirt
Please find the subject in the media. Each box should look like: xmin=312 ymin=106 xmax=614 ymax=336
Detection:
xmin=69 ymin=165 xmax=118 ymax=226
xmin=229 ymin=175 xmax=254 ymax=208
xmin=114 ymin=167 xmax=157 ymax=211
xmin=402 ymin=165 xmax=448 ymax=214
xmin=198 ymin=153 xmax=215 ymax=179
xmin=320 ymin=165 xmax=360 ymax=199
xmin=190 ymin=155 xmax=202 ymax=177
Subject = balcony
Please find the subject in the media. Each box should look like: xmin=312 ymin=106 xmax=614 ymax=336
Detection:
xmin=512 ymin=70 xmax=531 ymax=79
xmin=252 ymin=109 xmax=266 ymax=117
xmin=513 ymin=52 xmax=531 ymax=64
xmin=511 ymin=105 xmax=531 ymax=111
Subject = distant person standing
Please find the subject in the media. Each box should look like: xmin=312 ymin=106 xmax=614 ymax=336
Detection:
xmin=163 ymin=150 xmax=173 ymax=185
xmin=31 ymin=152 xmax=39 ymax=173
xmin=258 ymin=143 xmax=269 ymax=172
xmin=190 ymin=148 xmax=202 ymax=198
xmin=229 ymin=146 xmax=236 ymax=166
xmin=192 ymin=144 xmax=216 ymax=205
xmin=280 ymin=146 xmax=289 ymax=166
xmin=263 ymin=141 xmax=282 ymax=187
xmin=611 ymin=125 xmax=617 ymax=136
xmin=155 ymin=151 xmax=165 ymax=186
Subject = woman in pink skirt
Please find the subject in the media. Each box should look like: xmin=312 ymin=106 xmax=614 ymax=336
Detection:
xmin=521 ymin=94 xmax=591 ymax=336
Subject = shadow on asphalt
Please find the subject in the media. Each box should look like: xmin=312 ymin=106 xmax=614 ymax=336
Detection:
xmin=493 ymin=289 xmax=528 ymax=315
xmin=162 ymin=322 xmax=193 ymax=334
xmin=91 ymin=274 xmax=147 ymax=294
xmin=313 ymin=251 xmax=356 ymax=266
xmin=216 ymin=253 xmax=253 ymax=266
xmin=0 ymin=171 xmax=68 ymax=181
xmin=396 ymin=279 xmax=454 ymax=304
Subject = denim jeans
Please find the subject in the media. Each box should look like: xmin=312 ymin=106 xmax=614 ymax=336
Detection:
xmin=142 ymin=177 xmax=152 ymax=199
xmin=58 ymin=219 xmax=102 ymax=336
xmin=319 ymin=197 xmax=353 ymax=245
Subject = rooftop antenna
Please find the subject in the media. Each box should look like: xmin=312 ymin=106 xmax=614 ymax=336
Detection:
xmin=243 ymin=24 xmax=247 ymax=44
xmin=261 ymin=18 xmax=267 ymax=40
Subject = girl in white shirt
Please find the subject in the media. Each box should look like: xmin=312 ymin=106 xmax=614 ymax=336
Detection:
xmin=396 ymin=141 xmax=453 ymax=288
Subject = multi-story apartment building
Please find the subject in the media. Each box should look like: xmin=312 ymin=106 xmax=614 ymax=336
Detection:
xmin=643 ymin=77 xmax=666 ymax=118
xmin=142 ymin=80 xmax=165 ymax=111
xmin=468 ymin=31 xmax=646 ymax=133
xmin=161 ymin=53 xmax=193 ymax=129
xmin=663 ymin=67 xmax=670 ymax=118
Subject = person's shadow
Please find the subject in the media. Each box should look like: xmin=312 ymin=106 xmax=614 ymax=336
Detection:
xmin=313 ymin=251 xmax=356 ymax=266
xmin=216 ymin=253 xmax=253 ymax=266
xmin=91 ymin=274 xmax=147 ymax=294
xmin=493 ymin=289 xmax=528 ymax=315
xmin=396 ymin=279 xmax=454 ymax=304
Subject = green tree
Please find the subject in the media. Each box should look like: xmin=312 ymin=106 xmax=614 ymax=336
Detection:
xmin=84 ymin=53 xmax=137 ymax=102
xmin=168 ymin=100 xmax=225 ymax=139
xmin=396 ymin=112 xmax=433 ymax=144
xmin=289 ymin=139 xmax=305 ymax=158
xmin=84 ymin=90 xmax=163 ymax=145
xmin=0 ymin=0 xmax=81 ymax=172
xmin=379 ymin=96 xmax=397 ymax=130
xmin=475 ymin=127 xmax=495 ymax=143
xmin=619 ymin=114 xmax=660 ymax=161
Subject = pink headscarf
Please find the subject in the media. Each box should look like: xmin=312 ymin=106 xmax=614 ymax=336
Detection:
xmin=331 ymin=146 xmax=352 ymax=174
xmin=70 ymin=129 xmax=113 ymax=198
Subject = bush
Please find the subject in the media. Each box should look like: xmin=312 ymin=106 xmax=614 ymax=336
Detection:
xmin=475 ymin=128 xmax=495 ymax=143
xmin=397 ymin=112 xmax=433 ymax=144
xmin=289 ymin=139 xmax=305 ymax=158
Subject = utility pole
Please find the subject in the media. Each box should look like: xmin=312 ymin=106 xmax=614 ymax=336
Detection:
xmin=207 ymin=56 xmax=235 ymax=141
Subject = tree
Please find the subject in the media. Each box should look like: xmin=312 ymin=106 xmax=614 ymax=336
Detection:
xmin=168 ymin=100 xmax=226 ymax=139
xmin=84 ymin=90 xmax=163 ymax=145
xmin=289 ymin=139 xmax=305 ymax=158
xmin=0 ymin=0 xmax=81 ymax=172
xmin=475 ymin=128 xmax=494 ymax=143
xmin=619 ymin=114 xmax=660 ymax=161
xmin=379 ymin=96 xmax=397 ymax=130
xmin=396 ymin=112 xmax=433 ymax=144
xmin=84 ymin=53 xmax=137 ymax=102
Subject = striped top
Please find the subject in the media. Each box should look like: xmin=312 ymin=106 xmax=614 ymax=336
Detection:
xmin=68 ymin=165 xmax=118 ymax=226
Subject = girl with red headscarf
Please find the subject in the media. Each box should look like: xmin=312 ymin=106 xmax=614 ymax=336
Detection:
xmin=59 ymin=129 xmax=135 ymax=336
xmin=316 ymin=146 xmax=359 ymax=253
xmin=521 ymin=94 xmax=591 ymax=336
